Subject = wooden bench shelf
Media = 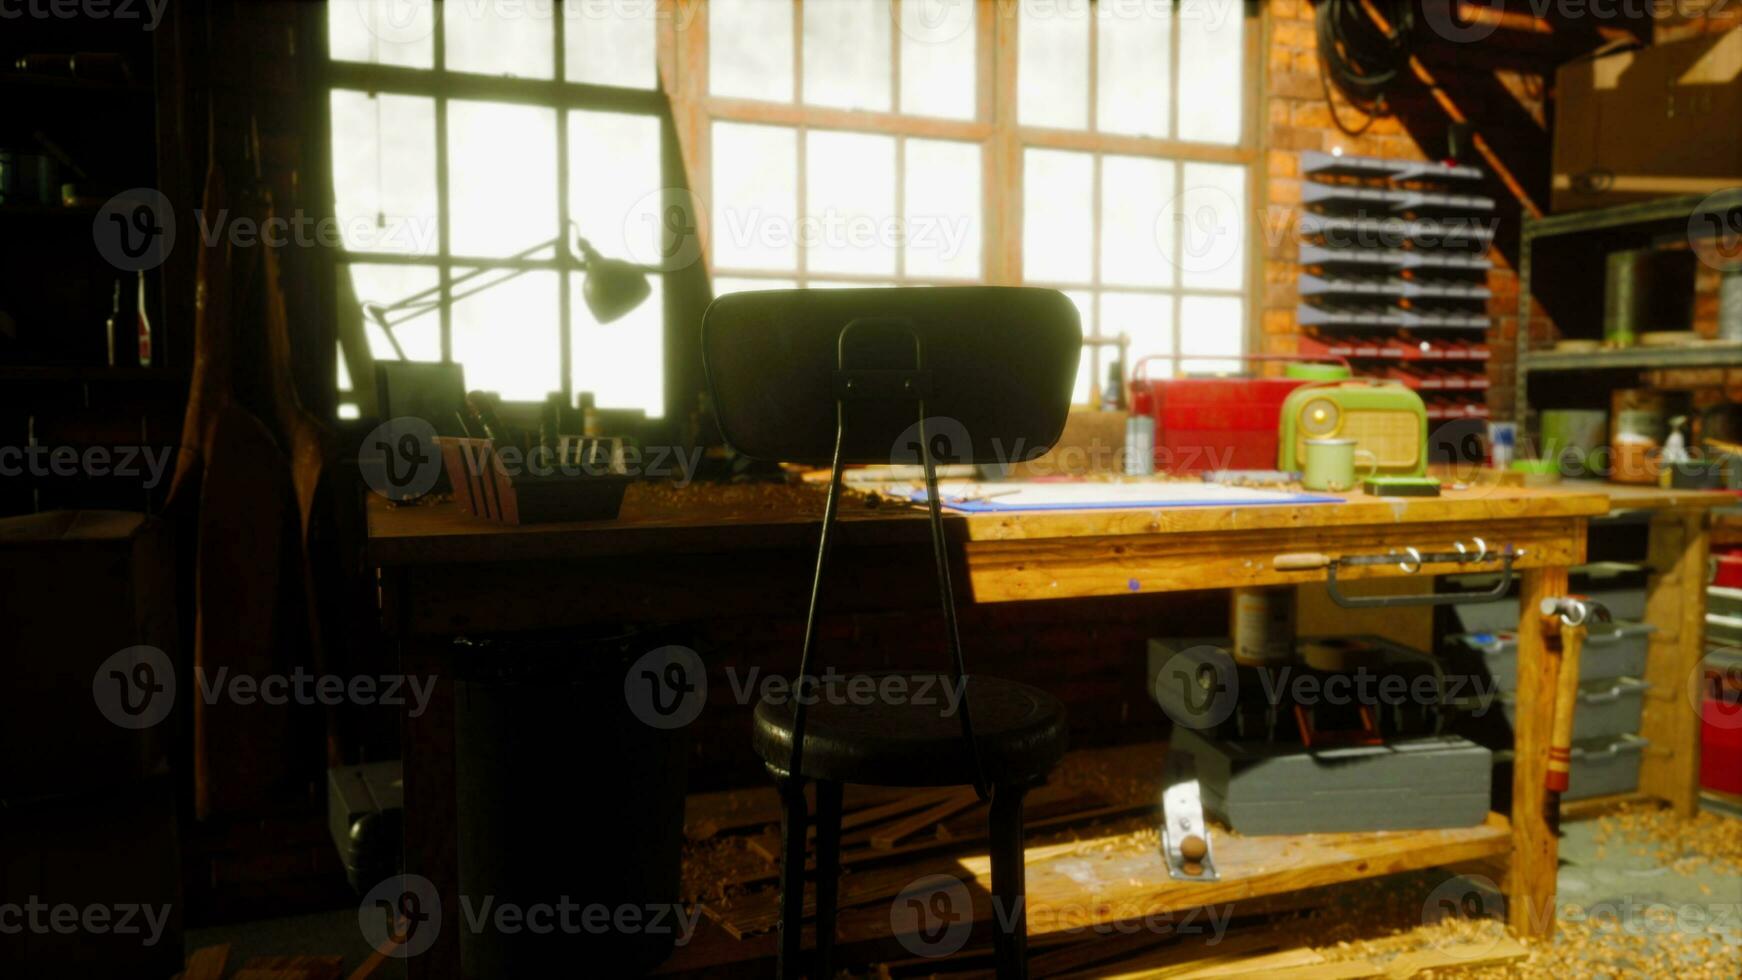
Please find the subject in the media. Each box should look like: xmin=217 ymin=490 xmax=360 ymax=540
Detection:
xmin=955 ymin=814 xmax=1513 ymax=935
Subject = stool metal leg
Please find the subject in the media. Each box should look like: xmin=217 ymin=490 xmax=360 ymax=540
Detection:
xmin=989 ymin=785 xmax=1030 ymax=980
xmin=813 ymin=780 xmax=844 ymax=977
xmin=774 ymin=776 xmax=809 ymax=980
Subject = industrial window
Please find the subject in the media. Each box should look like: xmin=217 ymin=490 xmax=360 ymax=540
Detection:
xmin=682 ymin=0 xmax=1258 ymax=405
xmin=325 ymin=0 xmax=1257 ymax=417
xmin=324 ymin=0 xmax=669 ymax=417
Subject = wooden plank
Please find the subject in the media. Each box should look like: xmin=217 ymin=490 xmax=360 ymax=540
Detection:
xmin=684 ymin=783 xmax=915 ymax=840
xmin=869 ymin=789 xmax=979 ymax=850
xmin=1067 ymin=932 xmax=1280 ymax=980
xmin=950 ymin=816 xmax=1511 ymax=936
xmin=1509 ymin=565 xmax=1568 ymax=939
xmin=725 ymin=799 xmax=1151 ymax=890
xmin=232 ymin=956 xmax=344 ymax=980
xmin=180 ymin=945 xmax=230 ymax=980
xmin=1638 ymin=510 xmax=1707 ymax=815
xmin=1169 ymin=946 xmax=1325 ymax=978
xmin=1368 ymin=936 xmax=1530 ymax=976
xmin=346 ymin=948 xmax=391 ymax=980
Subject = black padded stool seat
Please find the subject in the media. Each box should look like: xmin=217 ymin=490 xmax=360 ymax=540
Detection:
xmin=752 ymin=673 xmax=1068 ymax=787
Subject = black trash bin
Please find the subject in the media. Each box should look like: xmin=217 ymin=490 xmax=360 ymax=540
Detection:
xmin=453 ymin=627 xmax=694 ymax=978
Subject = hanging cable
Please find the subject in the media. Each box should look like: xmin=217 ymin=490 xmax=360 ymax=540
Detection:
xmin=1314 ymin=0 xmax=1416 ymax=128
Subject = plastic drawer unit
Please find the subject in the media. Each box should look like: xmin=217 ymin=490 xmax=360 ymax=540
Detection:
xmin=1445 ymin=620 xmax=1654 ymax=692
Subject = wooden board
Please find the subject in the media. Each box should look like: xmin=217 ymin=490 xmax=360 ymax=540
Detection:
xmin=944 ymin=815 xmax=1511 ymax=936
xmin=1639 ymin=509 xmax=1708 ymax=816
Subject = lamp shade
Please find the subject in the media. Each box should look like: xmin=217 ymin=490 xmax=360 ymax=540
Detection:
xmin=578 ymin=240 xmax=653 ymax=323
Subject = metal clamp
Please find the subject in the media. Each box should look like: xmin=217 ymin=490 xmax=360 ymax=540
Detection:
xmin=1322 ymin=542 xmax=1520 ymax=609
xmin=1539 ymin=595 xmax=1612 ymax=628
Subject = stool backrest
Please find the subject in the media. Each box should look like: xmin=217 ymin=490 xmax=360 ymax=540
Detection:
xmin=702 ymin=286 xmax=1082 ymax=466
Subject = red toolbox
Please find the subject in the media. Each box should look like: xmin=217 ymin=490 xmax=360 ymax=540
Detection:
xmin=1130 ymin=355 xmax=1351 ymax=474
xmin=1702 ymin=689 xmax=1742 ymax=795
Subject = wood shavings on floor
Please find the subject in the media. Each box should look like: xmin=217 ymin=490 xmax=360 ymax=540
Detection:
xmin=1590 ymin=801 xmax=1742 ymax=876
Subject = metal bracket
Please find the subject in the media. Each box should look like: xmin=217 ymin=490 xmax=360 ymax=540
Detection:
xmin=1160 ymin=751 xmax=1218 ymax=881
xmin=1325 ymin=546 xmax=1520 ymax=609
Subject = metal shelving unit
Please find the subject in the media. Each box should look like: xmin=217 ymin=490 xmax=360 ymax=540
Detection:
xmin=1521 ymin=343 xmax=1742 ymax=374
xmin=1513 ymin=189 xmax=1742 ymax=429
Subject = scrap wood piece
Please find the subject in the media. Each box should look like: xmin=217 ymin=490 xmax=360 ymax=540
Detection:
xmin=728 ymin=800 xmax=1154 ymax=893
xmin=1372 ymin=936 xmax=1530 ymax=977
xmin=871 ymin=789 xmax=979 ymax=850
xmin=1167 ymin=946 xmax=1325 ymax=979
xmin=1025 ymin=925 xmax=1177 ymax=977
xmin=840 ymin=787 xmax=968 ymax=835
xmin=1211 ymin=935 xmax=1529 ymax=980
xmin=346 ymin=947 xmax=392 ymax=980
xmin=178 ymin=944 xmax=230 ymax=980
xmin=1061 ymin=932 xmax=1279 ymax=980
xmin=745 ymin=787 xmax=969 ymax=860
xmin=711 ymin=859 xmax=964 ymax=939
xmin=1214 ymin=960 xmax=1377 ymax=980
xmin=231 ymin=955 xmax=344 ymax=980
xmin=686 ymin=783 xmax=917 ymax=840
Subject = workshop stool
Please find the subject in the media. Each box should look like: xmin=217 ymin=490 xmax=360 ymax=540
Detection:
xmin=701 ymin=286 xmax=1083 ymax=979
xmin=753 ymin=672 xmax=1066 ymax=978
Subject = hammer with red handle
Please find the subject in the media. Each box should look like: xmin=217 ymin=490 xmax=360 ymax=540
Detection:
xmin=1539 ymin=596 xmax=1610 ymax=827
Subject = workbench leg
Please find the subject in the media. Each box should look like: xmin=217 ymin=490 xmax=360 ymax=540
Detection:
xmin=399 ymin=636 xmax=459 ymax=980
xmin=1509 ymin=565 xmax=1567 ymax=940
xmin=1640 ymin=510 xmax=1708 ymax=816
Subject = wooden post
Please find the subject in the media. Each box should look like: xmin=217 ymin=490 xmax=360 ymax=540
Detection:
xmin=1509 ymin=564 xmax=1567 ymax=939
xmin=1639 ymin=510 xmax=1709 ymax=816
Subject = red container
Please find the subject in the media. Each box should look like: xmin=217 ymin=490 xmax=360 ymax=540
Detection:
xmin=1702 ymin=690 xmax=1742 ymax=795
xmin=1130 ymin=355 xmax=1351 ymax=474
xmin=1713 ymin=551 xmax=1742 ymax=589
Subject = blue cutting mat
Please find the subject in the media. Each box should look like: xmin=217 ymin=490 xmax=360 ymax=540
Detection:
xmin=911 ymin=481 xmax=1341 ymax=512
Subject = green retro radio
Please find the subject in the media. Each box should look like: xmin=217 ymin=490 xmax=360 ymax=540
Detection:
xmin=1278 ymin=381 xmax=1429 ymax=477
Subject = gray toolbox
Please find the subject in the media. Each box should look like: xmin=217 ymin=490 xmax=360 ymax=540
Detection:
xmin=1171 ymin=726 xmax=1492 ymax=835
xmin=1443 ymin=562 xmax=1649 ymax=634
xmin=1444 ymin=619 xmax=1654 ymax=691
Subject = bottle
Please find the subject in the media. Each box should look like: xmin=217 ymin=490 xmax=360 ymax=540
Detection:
xmin=577 ymin=391 xmax=600 ymax=438
xmin=104 ymin=279 xmax=122 ymax=367
xmin=1100 ymin=357 xmax=1126 ymax=412
xmin=135 ymin=270 xmax=153 ymax=367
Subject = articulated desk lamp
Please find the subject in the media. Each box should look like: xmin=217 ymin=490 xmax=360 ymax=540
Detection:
xmin=361 ymin=223 xmax=653 ymax=360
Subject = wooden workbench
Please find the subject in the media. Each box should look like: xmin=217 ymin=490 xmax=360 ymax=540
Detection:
xmin=365 ymin=481 xmax=1724 ymax=977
